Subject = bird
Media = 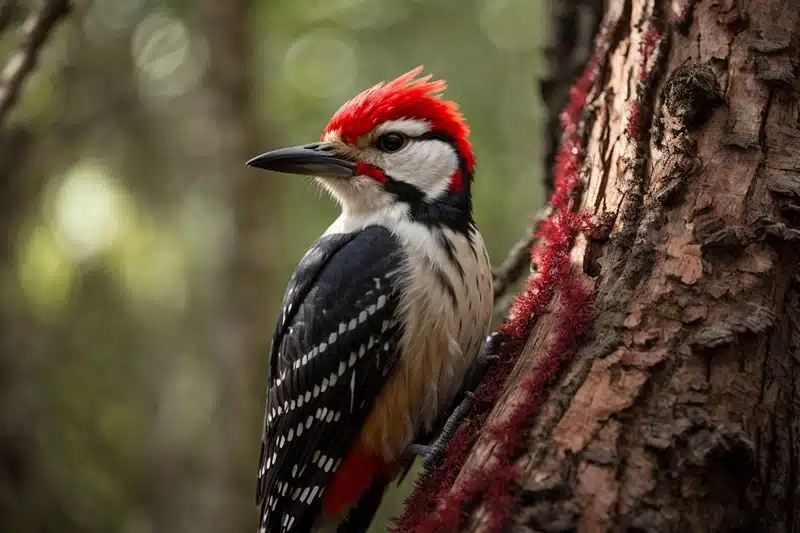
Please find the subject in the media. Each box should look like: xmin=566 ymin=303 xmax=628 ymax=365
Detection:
xmin=246 ymin=66 xmax=495 ymax=533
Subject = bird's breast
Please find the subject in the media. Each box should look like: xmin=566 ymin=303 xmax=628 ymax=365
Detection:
xmin=358 ymin=224 xmax=493 ymax=460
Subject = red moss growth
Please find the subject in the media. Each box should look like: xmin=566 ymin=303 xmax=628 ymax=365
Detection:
xmin=393 ymin=56 xmax=599 ymax=533
xmin=638 ymin=27 xmax=661 ymax=80
xmin=626 ymin=101 xmax=642 ymax=138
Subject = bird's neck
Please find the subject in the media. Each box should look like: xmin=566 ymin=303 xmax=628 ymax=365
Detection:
xmin=324 ymin=198 xmax=473 ymax=239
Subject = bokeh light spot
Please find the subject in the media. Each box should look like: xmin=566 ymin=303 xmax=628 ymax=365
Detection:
xmin=51 ymin=164 xmax=128 ymax=262
xmin=132 ymin=11 xmax=208 ymax=99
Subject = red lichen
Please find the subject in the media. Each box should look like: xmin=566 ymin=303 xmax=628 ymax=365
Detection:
xmin=639 ymin=27 xmax=661 ymax=80
xmin=626 ymin=101 xmax=642 ymax=138
xmin=393 ymin=55 xmax=600 ymax=533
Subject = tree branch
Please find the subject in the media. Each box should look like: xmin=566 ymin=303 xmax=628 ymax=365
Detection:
xmin=491 ymin=207 xmax=553 ymax=300
xmin=0 ymin=0 xmax=71 ymax=127
xmin=492 ymin=231 xmax=535 ymax=300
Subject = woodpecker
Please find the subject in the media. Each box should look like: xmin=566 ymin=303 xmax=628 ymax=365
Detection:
xmin=246 ymin=66 xmax=494 ymax=533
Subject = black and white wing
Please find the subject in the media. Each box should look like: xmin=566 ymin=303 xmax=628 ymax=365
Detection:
xmin=256 ymin=225 xmax=406 ymax=533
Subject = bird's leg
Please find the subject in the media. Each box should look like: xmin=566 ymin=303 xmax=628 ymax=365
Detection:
xmin=406 ymin=332 xmax=503 ymax=470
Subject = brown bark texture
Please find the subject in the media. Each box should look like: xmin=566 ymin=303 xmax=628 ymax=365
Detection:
xmin=457 ymin=0 xmax=800 ymax=531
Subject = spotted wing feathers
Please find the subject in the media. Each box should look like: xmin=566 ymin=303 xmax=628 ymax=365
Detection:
xmin=257 ymin=226 xmax=405 ymax=533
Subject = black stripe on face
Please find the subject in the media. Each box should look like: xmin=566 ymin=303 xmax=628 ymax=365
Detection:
xmin=382 ymin=177 xmax=425 ymax=205
xmin=373 ymin=129 xmax=475 ymax=233
xmin=379 ymin=130 xmax=468 ymax=204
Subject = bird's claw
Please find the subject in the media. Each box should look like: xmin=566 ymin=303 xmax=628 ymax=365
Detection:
xmin=407 ymin=390 xmax=476 ymax=470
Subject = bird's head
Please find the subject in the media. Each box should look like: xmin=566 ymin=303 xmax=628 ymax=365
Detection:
xmin=247 ymin=66 xmax=475 ymax=219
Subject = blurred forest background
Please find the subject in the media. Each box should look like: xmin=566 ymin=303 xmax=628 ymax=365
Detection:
xmin=0 ymin=0 xmax=550 ymax=532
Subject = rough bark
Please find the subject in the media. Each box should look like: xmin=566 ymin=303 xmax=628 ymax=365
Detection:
xmin=454 ymin=0 xmax=800 ymax=531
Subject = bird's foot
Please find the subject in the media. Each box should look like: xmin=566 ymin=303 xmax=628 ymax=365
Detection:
xmin=406 ymin=391 xmax=477 ymax=471
xmin=406 ymin=332 xmax=504 ymax=470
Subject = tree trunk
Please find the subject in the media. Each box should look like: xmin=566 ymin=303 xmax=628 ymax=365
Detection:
xmin=186 ymin=2 xmax=271 ymax=531
xmin=398 ymin=0 xmax=800 ymax=532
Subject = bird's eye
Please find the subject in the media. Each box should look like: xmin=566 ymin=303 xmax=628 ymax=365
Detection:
xmin=375 ymin=132 xmax=407 ymax=153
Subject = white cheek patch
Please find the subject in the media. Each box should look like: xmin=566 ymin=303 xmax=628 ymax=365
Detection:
xmin=380 ymin=139 xmax=459 ymax=201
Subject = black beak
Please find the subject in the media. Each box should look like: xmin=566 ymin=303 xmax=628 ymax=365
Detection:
xmin=246 ymin=143 xmax=355 ymax=179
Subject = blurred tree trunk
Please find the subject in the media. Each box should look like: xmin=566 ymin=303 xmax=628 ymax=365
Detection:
xmin=144 ymin=2 xmax=271 ymax=532
xmin=193 ymin=1 xmax=276 ymax=531
xmin=0 ymin=127 xmax=41 ymax=532
xmin=455 ymin=0 xmax=800 ymax=531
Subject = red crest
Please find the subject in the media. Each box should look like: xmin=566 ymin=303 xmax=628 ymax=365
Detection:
xmin=323 ymin=66 xmax=475 ymax=174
